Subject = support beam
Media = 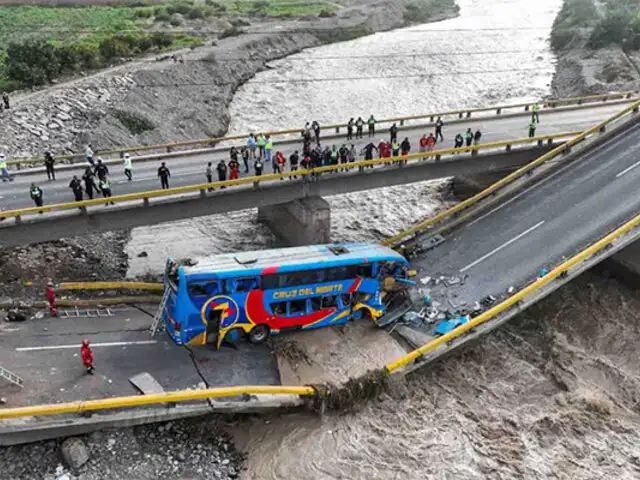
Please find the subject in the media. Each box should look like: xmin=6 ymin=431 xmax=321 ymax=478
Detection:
xmin=258 ymin=197 xmax=331 ymax=246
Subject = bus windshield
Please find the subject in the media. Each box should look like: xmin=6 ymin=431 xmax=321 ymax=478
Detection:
xmin=162 ymin=242 xmax=411 ymax=348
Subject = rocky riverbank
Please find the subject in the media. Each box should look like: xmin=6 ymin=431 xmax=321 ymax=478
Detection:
xmin=0 ymin=0 xmax=459 ymax=161
xmin=550 ymin=0 xmax=640 ymax=98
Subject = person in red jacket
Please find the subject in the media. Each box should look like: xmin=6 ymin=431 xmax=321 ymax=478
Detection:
xmin=81 ymin=339 xmax=95 ymax=375
xmin=46 ymin=280 xmax=57 ymax=317
xmin=229 ymin=158 xmax=239 ymax=181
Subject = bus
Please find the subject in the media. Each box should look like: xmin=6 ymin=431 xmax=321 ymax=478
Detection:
xmin=163 ymin=242 xmax=411 ymax=348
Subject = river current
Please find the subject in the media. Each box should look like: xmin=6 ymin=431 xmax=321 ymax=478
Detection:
xmin=124 ymin=2 xmax=640 ymax=479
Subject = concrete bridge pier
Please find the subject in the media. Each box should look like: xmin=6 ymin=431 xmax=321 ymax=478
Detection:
xmin=258 ymin=196 xmax=331 ymax=246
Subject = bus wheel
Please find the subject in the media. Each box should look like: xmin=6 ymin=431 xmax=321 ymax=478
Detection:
xmin=249 ymin=324 xmax=270 ymax=344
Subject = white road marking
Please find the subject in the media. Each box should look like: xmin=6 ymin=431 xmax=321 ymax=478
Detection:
xmin=16 ymin=340 xmax=157 ymax=352
xmin=616 ymin=159 xmax=640 ymax=178
xmin=460 ymin=220 xmax=545 ymax=273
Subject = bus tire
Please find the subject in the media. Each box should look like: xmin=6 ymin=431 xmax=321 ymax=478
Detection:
xmin=249 ymin=324 xmax=270 ymax=344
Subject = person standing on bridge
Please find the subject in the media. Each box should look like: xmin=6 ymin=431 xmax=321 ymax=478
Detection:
xmin=80 ymin=339 xmax=95 ymax=375
xmin=94 ymin=159 xmax=109 ymax=187
xmin=339 ymin=144 xmax=349 ymax=171
xmin=528 ymin=118 xmax=537 ymax=138
xmin=123 ymin=153 xmax=133 ymax=181
xmin=426 ymin=133 xmax=436 ymax=152
xmin=0 ymin=153 xmax=13 ymax=182
xmin=355 ymin=116 xmax=364 ymax=139
xmin=401 ymin=137 xmax=411 ymax=165
xmin=265 ymin=135 xmax=273 ymax=169
xmin=100 ymin=177 xmax=114 ymax=205
xmin=435 ymin=117 xmax=444 ymax=143
xmin=473 ymin=129 xmax=482 ymax=145
xmin=69 ymin=175 xmax=84 ymax=204
xmin=464 ymin=128 xmax=473 ymax=147
xmin=158 ymin=162 xmax=170 ymax=189
xmin=532 ymin=103 xmax=541 ymax=123
xmin=419 ymin=135 xmax=428 ymax=155
xmin=86 ymin=144 xmax=94 ymax=167
xmin=44 ymin=151 xmax=56 ymax=181
xmin=30 ymin=182 xmax=44 ymax=209
xmin=247 ymin=133 xmax=257 ymax=160
xmin=391 ymin=139 xmax=400 ymax=161
xmin=241 ymin=146 xmax=250 ymax=173
xmin=361 ymin=142 xmax=378 ymax=171
xmin=230 ymin=156 xmax=240 ymax=181
xmin=217 ymin=159 xmax=228 ymax=187
xmin=349 ymin=144 xmax=357 ymax=166
xmin=390 ymin=123 xmax=398 ymax=144
xmin=256 ymin=133 xmax=266 ymax=159
xmin=347 ymin=118 xmax=354 ymax=141
xmin=46 ymin=280 xmax=57 ymax=317
xmin=454 ymin=133 xmax=464 ymax=149
xmin=83 ymin=167 xmax=97 ymax=200
xmin=254 ymin=157 xmax=264 ymax=176
xmin=312 ymin=121 xmax=321 ymax=145
xmin=367 ymin=114 xmax=376 ymax=137
xmin=289 ymin=150 xmax=299 ymax=178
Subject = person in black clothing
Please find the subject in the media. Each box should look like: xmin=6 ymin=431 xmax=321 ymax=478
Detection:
xmin=82 ymin=167 xmax=96 ymax=199
xmin=94 ymin=159 xmax=109 ymax=185
xmin=464 ymin=128 xmax=473 ymax=147
xmin=473 ymin=129 xmax=482 ymax=145
xmin=2 ymin=93 xmax=9 ymax=110
xmin=69 ymin=175 xmax=84 ymax=203
xmin=435 ymin=117 xmax=444 ymax=143
xmin=360 ymin=142 xmax=378 ymax=172
xmin=311 ymin=121 xmax=321 ymax=146
xmin=229 ymin=146 xmax=239 ymax=164
xmin=217 ymin=160 xmax=227 ymax=188
xmin=44 ymin=151 xmax=56 ymax=181
xmin=454 ymin=133 xmax=464 ymax=149
xmin=289 ymin=150 xmax=299 ymax=179
xmin=347 ymin=118 xmax=354 ymax=141
xmin=240 ymin=146 xmax=250 ymax=173
xmin=30 ymin=182 xmax=43 ymax=208
xmin=254 ymin=158 xmax=264 ymax=176
xmin=158 ymin=162 xmax=170 ymax=189
xmin=339 ymin=144 xmax=349 ymax=170
xmin=390 ymin=123 xmax=398 ymax=143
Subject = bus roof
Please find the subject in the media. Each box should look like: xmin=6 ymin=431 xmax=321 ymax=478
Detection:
xmin=180 ymin=242 xmax=407 ymax=280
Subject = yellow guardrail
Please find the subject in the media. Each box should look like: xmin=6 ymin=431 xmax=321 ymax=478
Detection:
xmin=0 ymin=131 xmax=579 ymax=221
xmin=0 ymin=386 xmax=315 ymax=420
xmin=6 ymin=91 xmax=637 ymax=168
xmin=382 ymin=98 xmax=640 ymax=247
xmin=385 ymin=211 xmax=640 ymax=372
xmin=57 ymin=282 xmax=164 ymax=291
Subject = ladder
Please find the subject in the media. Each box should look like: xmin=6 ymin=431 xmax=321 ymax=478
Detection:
xmin=150 ymin=288 xmax=170 ymax=336
xmin=0 ymin=365 xmax=24 ymax=388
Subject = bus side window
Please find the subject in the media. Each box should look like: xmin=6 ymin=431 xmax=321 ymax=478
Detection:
xmin=224 ymin=279 xmax=238 ymax=293
xmin=340 ymin=294 xmax=353 ymax=308
xmin=236 ymin=277 xmax=259 ymax=291
xmin=270 ymin=302 xmax=287 ymax=315
xmin=188 ymin=283 xmax=209 ymax=298
xmin=310 ymin=297 xmax=322 ymax=312
xmin=322 ymin=295 xmax=338 ymax=309
xmin=356 ymin=264 xmax=373 ymax=278
xmin=206 ymin=281 xmax=221 ymax=296
xmin=288 ymin=300 xmax=307 ymax=316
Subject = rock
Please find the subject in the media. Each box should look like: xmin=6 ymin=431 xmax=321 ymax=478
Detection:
xmin=107 ymin=438 xmax=116 ymax=448
xmin=137 ymin=251 xmax=148 ymax=258
xmin=0 ymin=397 xmax=6 ymax=405
xmin=61 ymin=437 xmax=90 ymax=470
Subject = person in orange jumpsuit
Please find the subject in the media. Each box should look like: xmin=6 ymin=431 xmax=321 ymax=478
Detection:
xmin=46 ymin=280 xmax=57 ymax=317
xmin=81 ymin=339 xmax=95 ymax=375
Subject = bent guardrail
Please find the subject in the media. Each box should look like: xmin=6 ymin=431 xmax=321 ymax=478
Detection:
xmin=1 ymin=210 xmax=639 ymax=420
xmin=382 ymin=99 xmax=640 ymax=247
xmin=0 ymin=131 xmax=579 ymax=224
xmin=5 ymin=91 xmax=637 ymax=169
xmin=57 ymin=282 xmax=164 ymax=291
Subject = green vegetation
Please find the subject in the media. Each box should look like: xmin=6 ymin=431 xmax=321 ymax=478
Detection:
xmin=0 ymin=0 xmax=338 ymax=92
xmin=589 ymin=0 xmax=640 ymax=50
xmin=112 ymin=109 xmax=156 ymax=134
xmin=550 ymin=0 xmax=640 ymax=51
xmin=403 ymin=0 xmax=459 ymax=25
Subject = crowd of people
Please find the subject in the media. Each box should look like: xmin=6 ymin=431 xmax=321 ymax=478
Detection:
xmin=2 ymin=105 xmax=545 ymax=212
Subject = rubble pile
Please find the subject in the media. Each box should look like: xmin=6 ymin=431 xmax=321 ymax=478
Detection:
xmin=0 ymin=420 xmax=244 ymax=480
xmin=0 ymin=75 xmax=136 ymax=160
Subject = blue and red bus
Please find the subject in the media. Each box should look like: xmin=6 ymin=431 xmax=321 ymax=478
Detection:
xmin=163 ymin=242 xmax=410 ymax=348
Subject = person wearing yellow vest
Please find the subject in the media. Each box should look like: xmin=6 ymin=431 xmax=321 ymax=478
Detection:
xmin=265 ymin=135 xmax=273 ymax=168
xmin=532 ymin=103 xmax=541 ymax=123
xmin=528 ymin=118 xmax=537 ymax=138
xmin=0 ymin=153 xmax=13 ymax=182
xmin=123 ymin=153 xmax=133 ymax=181
xmin=256 ymin=133 xmax=266 ymax=159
